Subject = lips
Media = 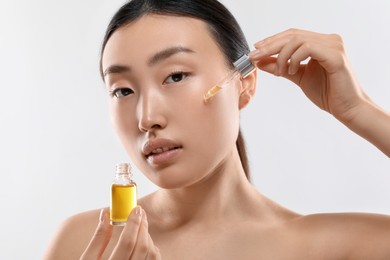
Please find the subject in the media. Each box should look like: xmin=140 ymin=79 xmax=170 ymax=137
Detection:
xmin=142 ymin=138 xmax=182 ymax=160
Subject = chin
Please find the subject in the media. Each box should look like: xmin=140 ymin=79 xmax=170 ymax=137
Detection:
xmin=134 ymin=153 xmax=220 ymax=189
xmin=151 ymin=172 xmax=197 ymax=190
xmin=145 ymin=166 xmax=208 ymax=190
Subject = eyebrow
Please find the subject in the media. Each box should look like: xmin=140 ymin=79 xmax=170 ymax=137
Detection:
xmin=103 ymin=46 xmax=195 ymax=78
xmin=103 ymin=65 xmax=130 ymax=78
xmin=147 ymin=46 xmax=195 ymax=66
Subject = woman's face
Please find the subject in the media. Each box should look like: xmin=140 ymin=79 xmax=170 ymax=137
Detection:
xmin=102 ymin=15 xmax=242 ymax=189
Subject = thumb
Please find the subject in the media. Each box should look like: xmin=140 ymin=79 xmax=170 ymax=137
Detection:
xmin=254 ymin=56 xmax=304 ymax=86
xmin=80 ymin=208 xmax=113 ymax=260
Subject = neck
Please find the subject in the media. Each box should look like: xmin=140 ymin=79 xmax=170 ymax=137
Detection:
xmin=154 ymin=148 xmax=261 ymax=227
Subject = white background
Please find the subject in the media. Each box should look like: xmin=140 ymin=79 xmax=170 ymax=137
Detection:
xmin=0 ymin=0 xmax=389 ymax=259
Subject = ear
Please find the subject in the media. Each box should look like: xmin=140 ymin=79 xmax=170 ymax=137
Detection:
xmin=239 ymin=70 xmax=257 ymax=110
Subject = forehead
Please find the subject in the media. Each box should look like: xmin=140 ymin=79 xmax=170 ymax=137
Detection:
xmin=102 ymin=14 xmax=224 ymax=69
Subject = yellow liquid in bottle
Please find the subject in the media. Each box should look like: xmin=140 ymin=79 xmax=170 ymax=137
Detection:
xmin=110 ymin=184 xmax=137 ymax=226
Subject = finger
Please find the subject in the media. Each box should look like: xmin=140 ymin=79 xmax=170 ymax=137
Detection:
xmin=289 ymin=42 xmax=345 ymax=76
xmin=255 ymin=56 xmax=305 ymax=86
xmin=254 ymin=56 xmax=277 ymax=75
xmin=252 ymin=28 xmax=309 ymax=58
xmin=254 ymin=28 xmax=327 ymax=48
xmin=110 ymin=206 xmax=143 ymax=258
xmin=80 ymin=208 xmax=113 ymax=260
xmin=253 ymin=29 xmax=294 ymax=48
xmin=274 ymin=37 xmax=304 ymax=76
xmin=146 ymin=234 xmax=161 ymax=260
xmin=287 ymin=43 xmax=314 ymax=77
xmin=249 ymin=36 xmax=290 ymax=61
xmin=285 ymin=38 xmax=333 ymax=76
xmin=280 ymin=35 xmax=344 ymax=74
xmin=251 ymin=29 xmax=335 ymax=63
xmin=131 ymin=209 xmax=150 ymax=259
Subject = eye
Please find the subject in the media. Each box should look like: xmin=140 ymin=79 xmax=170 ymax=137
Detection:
xmin=164 ymin=71 xmax=189 ymax=84
xmin=110 ymin=88 xmax=134 ymax=98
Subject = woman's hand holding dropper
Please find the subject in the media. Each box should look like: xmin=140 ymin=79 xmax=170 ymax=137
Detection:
xmin=249 ymin=28 xmax=390 ymax=157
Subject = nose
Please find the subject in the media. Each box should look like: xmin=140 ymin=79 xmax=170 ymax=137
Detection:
xmin=137 ymin=91 xmax=167 ymax=133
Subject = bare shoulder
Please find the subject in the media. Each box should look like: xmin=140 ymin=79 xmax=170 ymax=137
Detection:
xmin=43 ymin=209 xmax=102 ymax=260
xmin=288 ymin=212 xmax=390 ymax=259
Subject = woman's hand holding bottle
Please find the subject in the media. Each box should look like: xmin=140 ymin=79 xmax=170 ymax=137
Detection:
xmin=80 ymin=207 xmax=161 ymax=260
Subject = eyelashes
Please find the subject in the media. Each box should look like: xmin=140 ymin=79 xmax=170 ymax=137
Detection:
xmin=163 ymin=71 xmax=189 ymax=84
xmin=109 ymin=71 xmax=190 ymax=99
xmin=109 ymin=88 xmax=134 ymax=98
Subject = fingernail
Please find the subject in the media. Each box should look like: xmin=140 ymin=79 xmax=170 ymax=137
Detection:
xmin=133 ymin=206 xmax=142 ymax=218
xmin=249 ymin=49 xmax=264 ymax=59
xmin=288 ymin=65 xmax=294 ymax=75
xmin=99 ymin=209 xmax=105 ymax=223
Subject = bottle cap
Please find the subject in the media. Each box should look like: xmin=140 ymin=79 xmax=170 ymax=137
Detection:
xmin=233 ymin=54 xmax=256 ymax=78
xmin=116 ymin=163 xmax=132 ymax=175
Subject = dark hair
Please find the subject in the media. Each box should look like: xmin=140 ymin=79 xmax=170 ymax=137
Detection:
xmin=100 ymin=0 xmax=251 ymax=181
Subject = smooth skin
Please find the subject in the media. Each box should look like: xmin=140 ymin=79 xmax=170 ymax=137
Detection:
xmin=44 ymin=16 xmax=390 ymax=260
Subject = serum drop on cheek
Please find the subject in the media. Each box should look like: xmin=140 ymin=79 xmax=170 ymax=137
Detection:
xmin=110 ymin=163 xmax=137 ymax=226
xmin=203 ymin=54 xmax=256 ymax=103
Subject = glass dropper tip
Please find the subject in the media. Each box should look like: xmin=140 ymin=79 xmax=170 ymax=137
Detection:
xmin=203 ymin=85 xmax=222 ymax=103
xmin=203 ymin=70 xmax=240 ymax=103
xmin=203 ymin=54 xmax=256 ymax=103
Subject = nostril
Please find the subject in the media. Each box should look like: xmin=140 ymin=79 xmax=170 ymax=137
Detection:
xmin=137 ymin=103 xmax=167 ymax=132
xmin=138 ymin=123 xmax=162 ymax=133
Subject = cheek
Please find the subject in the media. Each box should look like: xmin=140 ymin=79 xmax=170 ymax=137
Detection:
xmin=109 ymin=102 xmax=140 ymax=156
xmin=179 ymin=86 xmax=240 ymax=159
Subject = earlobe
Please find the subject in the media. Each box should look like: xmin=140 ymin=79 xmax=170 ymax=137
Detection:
xmin=239 ymin=70 xmax=257 ymax=109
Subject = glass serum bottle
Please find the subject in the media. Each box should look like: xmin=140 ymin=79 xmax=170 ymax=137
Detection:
xmin=110 ymin=163 xmax=137 ymax=226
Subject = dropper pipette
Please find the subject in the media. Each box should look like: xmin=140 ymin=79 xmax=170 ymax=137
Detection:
xmin=203 ymin=54 xmax=256 ymax=103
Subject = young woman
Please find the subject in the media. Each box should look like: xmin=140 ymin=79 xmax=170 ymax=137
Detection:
xmin=44 ymin=0 xmax=390 ymax=259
